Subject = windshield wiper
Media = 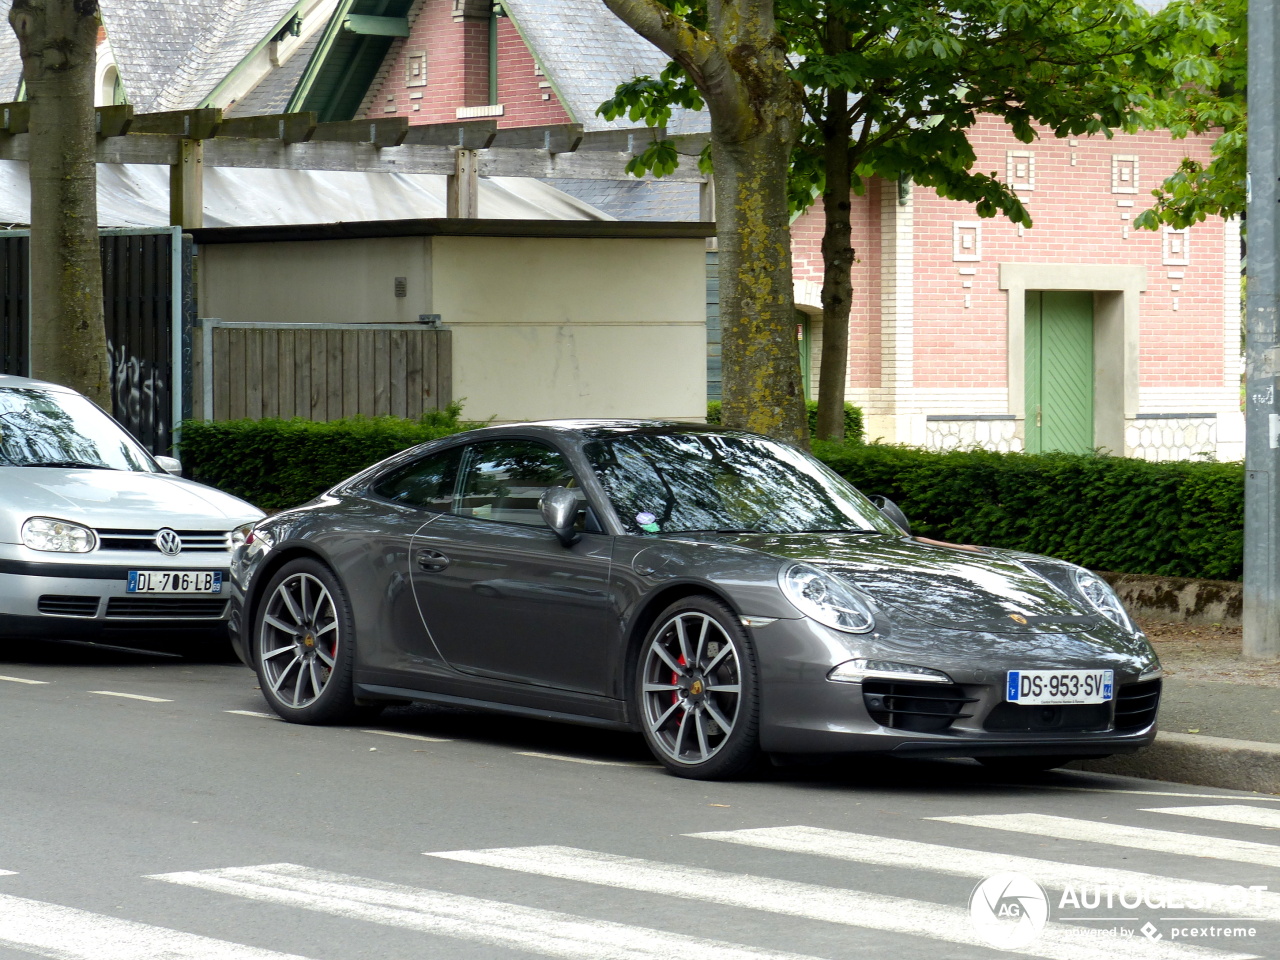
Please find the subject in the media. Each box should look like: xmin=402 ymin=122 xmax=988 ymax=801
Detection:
xmin=17 ymin=460 xmax=111 ymax=470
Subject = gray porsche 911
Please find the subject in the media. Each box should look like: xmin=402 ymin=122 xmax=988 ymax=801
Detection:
xmin=229 ymin=420 xmax=1161 ymax=779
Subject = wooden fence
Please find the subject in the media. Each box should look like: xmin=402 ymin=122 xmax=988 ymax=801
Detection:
xmin=199 ymin=320 xmax=451 ymax=421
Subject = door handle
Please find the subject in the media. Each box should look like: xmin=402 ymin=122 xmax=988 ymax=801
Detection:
xmin=416 ymin=550 xmax=450 ymax=572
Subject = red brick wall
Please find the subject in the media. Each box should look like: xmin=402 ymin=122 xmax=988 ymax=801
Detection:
xmin=363 ymin=0 xmax=570 ymax=128
xmin=788 ymin=116 xmax=1226 ymax=395
xmin=911 ymin=116 xmax=1222 ymax=390
xmin=791 ymin=187 xmax=882 ymax=389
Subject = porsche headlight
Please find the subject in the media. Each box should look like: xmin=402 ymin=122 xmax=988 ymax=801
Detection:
xmin=22 ymin=517 xmax=96 ymax=553
xmin=779 ymin=562 xmax=875 ymax=634
xmin=1073 ymin=568 xmax=1135 ymax=631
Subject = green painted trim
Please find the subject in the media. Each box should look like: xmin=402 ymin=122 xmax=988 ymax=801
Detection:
xmin=488 ymin=6 xmax=498 ymax=105
xmin=287 ymin=0 xmax=355 ymax=113
xmin=343 ymin=14 xmax=409 ymax=36
xmin=499 ymin=2 xmax=575 ymax=122
xmin=201 ymin=0 xmax=307 ymax=108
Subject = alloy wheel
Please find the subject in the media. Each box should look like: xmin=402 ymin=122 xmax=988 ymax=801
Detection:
xmin=259 ymin=572 xmax=339 ymax=709
xmin=639 ymin=611 xmax=742 ymax=765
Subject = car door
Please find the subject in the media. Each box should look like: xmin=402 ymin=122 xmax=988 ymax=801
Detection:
xmin=357 ymin=443 xmax=467 ymax=676
xmin=409 ymin=437 xmax=616 ymax=696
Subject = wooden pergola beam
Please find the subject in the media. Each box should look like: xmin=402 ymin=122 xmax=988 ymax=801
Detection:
xmin=217 ymin=112 xmax=318 ymax=144
xmin=0 ymin=129 xmax=707 ymax=181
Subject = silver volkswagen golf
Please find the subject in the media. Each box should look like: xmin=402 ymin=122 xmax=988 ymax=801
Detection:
xmin=0 ymin=375 xmax=262 ymax=647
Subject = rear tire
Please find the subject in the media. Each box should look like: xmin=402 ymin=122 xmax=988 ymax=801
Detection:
xmin=252 ymin=557 xmax=371 ymax=724
xmin=634 ymin=596 xmax=760 ymax=780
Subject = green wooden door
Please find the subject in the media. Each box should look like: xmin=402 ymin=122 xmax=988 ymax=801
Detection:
xmin=1025 ymin=291 xmax=1094 ymax=454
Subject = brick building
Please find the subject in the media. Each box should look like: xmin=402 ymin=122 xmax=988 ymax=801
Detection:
xmin=334 ymin=0 xmax=1238 ymax=461
xmin=10 ymin=0 xmax=1236 ymax=459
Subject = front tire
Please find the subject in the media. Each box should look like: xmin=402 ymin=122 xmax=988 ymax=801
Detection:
xmin=635 ymin=596 xmax=760 ymax=779
xmin=253 ymin=557 xmax=369 ymax=724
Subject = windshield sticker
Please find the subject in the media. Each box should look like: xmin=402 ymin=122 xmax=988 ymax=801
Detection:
xmin=635 ymin=511 xmax=660 ymax=533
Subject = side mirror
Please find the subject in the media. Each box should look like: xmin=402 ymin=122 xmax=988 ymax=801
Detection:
xmin=871 ymin=495 xmax=910 ymax=536
xmin=539 ymin=486 xmax=581 ymax=547
xmin=155 ymin=456 xmax=183 ymax=477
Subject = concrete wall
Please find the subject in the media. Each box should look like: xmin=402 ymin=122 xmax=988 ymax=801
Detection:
xmin=198 ymin=232 xmax=707 ymax=423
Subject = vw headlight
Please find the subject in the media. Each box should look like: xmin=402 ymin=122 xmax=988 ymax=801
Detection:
xmin=779 ymin=562 xmax=875 ymax=634
xmin=1073 ymin=568 xmax=1135 ymax=631
xmin=22 ymin=517 xmax=96 ymax=553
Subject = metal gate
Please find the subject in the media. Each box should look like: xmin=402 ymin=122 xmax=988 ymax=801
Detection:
xmin=0 ymin=227 xmax=192 ymax=455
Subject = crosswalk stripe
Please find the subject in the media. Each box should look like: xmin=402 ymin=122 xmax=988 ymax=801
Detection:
xmin=360 ymin=729 xmax=451 ymax=743
xmin=152 ymin=862 xmax=824 ymax=960
xmin=427 ymin=845 xmax=1250 ymax=960
xmin=933 ymin=814 xmax=1280 ymax=868
xmin=0 ymin=892 xmax=316 ymax=960
xmin=1143 ymin=805 xmax=1280 ymax=831
xmin=688 ymin=825 xmax=1280 ymax=924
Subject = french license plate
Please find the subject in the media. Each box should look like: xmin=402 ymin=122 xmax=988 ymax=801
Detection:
xmin=127 ymin=571 xmax=223 ymax=594
xmin=1006 ymin=669 xmax=1113 ymax=705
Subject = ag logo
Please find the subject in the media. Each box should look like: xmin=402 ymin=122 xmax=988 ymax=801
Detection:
xmin=969 ymin=872 xmax=1048 ymax=949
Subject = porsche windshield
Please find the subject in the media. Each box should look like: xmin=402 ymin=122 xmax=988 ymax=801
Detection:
xmin=0 ymin=388 xmax=157 ymax=472
xmin=583 ymin=431 xmax=900 ymax=535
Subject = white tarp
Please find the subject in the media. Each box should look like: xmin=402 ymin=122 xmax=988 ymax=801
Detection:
xmin=0 ymin=161 xmax=614 ymax=227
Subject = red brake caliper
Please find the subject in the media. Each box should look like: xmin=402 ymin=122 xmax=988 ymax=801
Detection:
xmin=672 ymin=654 xmax=686 ymax=710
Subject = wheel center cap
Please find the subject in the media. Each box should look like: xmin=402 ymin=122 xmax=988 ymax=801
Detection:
xmin=689 ymin=678 xmax=704 ymax=696
xmin=303 ymin=633 xmax=315 ymax=647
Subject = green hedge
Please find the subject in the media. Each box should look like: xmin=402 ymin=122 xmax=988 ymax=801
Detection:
xmin=707 ymin=400 xmax=864 ymax=443
xmin=179 ymin=410 xmax=1242 ymax=580
xmin=813 ymin=442 xmax=1243 ymax=581
xmin=179 ymin=408 xmax=468 ymax=511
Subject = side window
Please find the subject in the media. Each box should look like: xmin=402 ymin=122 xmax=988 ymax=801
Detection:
xmin=458 ymin=439 xmax=583 ymax=527
xmin=370 ymin=446 xmax=463 ymax=511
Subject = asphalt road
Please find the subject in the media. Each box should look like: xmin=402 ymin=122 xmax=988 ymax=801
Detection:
xmin=0 ymin=639 xmax=1277 ymax=960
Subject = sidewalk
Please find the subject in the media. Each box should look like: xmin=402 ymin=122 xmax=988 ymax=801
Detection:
xmin=1075 ymin=618 xmax=1280 ymax=794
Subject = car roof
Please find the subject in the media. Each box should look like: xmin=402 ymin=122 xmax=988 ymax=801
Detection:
xmin=0 ymin=373 xmax=79 ymax=394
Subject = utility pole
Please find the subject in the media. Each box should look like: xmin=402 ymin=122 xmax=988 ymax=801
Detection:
xmin=1244 ymin=0 xmax=1280 ymax=660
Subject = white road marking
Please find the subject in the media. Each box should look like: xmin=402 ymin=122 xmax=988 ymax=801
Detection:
xmin=0 ymin=675 xmax=48 ymax=685
xmin=0 ymin=892 xmax=316 ymax=960
xmin=1019 ymin=785 xmax=1280 ymax=803
xmin=0 ymin=870 xmax=14 ymax=876
xmin=934 ymin=814 xmax=1280 ymax=868
xmin=360 ymin=729 xmax=452 ymax=743
xmin=515 ymin=750 xmax=654 ymax=767
xmin=689 ymin=825 xmax=1280 ymax=923
xmin=224 ymin=710 xmax=278 ymax=720
xmin=89 ymin=690 xmax=173 ymax=703
xmin=152 ymin=862 xmax=822 ymax=960
xmin=1143 ymin=805 xmax=1280 ymax=830
xmin=427 ymin=845 xmax=1248 ymax=960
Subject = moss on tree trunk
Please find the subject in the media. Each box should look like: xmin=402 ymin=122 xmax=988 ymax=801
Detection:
xmin=10 ymin=0 xmax=110 ymax=408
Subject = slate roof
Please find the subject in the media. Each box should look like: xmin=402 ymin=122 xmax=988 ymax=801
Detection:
xmin=500 ymin=0 xmax=709 ymax=135
xmin=226 ymin=27 xmax=322 ymax=117
xmin=99 ymin=0 xmax=298 ymax=113
xmin=0 ymin=1 xmax=20 ymax=102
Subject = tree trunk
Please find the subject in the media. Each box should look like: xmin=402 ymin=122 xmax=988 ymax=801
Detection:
xmin=815 ymin=25 xmax=853 ymax=443
xmin=10 ymin=0 xmax=110 ymax=408
xmin=600 ymin=0 xmax=807 ymax=447
xmin=714 ymin=127 xmax=809 ymax=448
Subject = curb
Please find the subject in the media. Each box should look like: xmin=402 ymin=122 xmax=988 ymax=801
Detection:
xmin=1072 ymin=732 xmax=1280 ymax=795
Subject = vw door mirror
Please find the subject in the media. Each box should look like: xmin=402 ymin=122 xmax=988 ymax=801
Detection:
xmin=155 ymin=456 xmax=183 ymax=477
xmin=872 ymin=495 xmax=910 ymax=536
xmin=539 ymin=486 xmax=581 ymax=547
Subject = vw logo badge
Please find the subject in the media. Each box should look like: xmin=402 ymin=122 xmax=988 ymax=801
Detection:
xmin=155 ymin=528 xmax=183 ymax=557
